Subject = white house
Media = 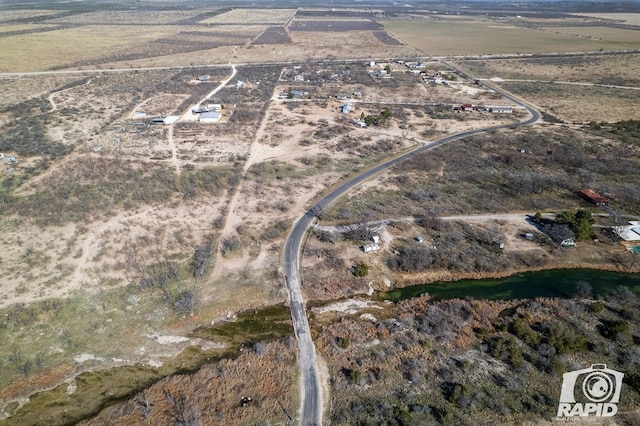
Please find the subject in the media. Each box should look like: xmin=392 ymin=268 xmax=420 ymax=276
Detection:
xmin=488 ymin=107 xmax=513 ymax=114
xmin=199 ymin=112 xmax=222 ymax=123
xmin=362 ymin=243 xmax=380 ymax=253
xmin=163 ymin=116 xmax=180 ymax=125
xmin=614 ymin=221 xmax=640 ymax=242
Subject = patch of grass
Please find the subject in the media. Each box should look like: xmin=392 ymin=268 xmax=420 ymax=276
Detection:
xmin=4 ymin=303 xmax=293 ymax=425
xmin=5 ymin=345 xmax=234 ymax=426
xmin=190 ymin=303 xmax=293 ymax=346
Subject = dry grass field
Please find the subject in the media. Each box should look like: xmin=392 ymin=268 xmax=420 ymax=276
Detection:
xmin=538 ymin=26 xmax=640 ymax=44
xmin=0 ymin=26 xmax=187 ymax=72
xmin=0 ymin=9 xmax=58 ymax=23
xmin=575 ymin=13 xmax=640 ymax=25
xmin=0 ymin=24 xmax=58 ymax=33
xmin=45 ymin=10 xmax=205 ymax=25
xmin=199 ymin=8 xmax=297 ymax=25
xmin=382 ymin=21 xmax=640 ymax=55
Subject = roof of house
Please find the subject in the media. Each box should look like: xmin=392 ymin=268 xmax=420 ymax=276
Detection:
xmin=615 ymin=222 xmax=640 ymax=241
xmin=580 ymin=188 xmax=608 ymax=204
xmin=199 ymin=112 xmax=222 ymax=122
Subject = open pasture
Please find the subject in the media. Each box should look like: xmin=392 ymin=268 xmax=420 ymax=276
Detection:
xmin=462 ymin=53 xmax=640 ymax=85
xmin=251 ymin=26 xmax=292 ymax=45
xmin=43 ymin=10 xmax=205 ymax=25
xmin=0 ymin=9 xmax=58 ymax=23
xmin=0 ymin=24 xmax=58 ymax=34
xmin=0 ymin=25 xmax=192 ymax=72
xmin=199 ymin=8 xmax=296 ymax=25
xmin=382 ymin=20 xmax=638 ymax=55
xmin=538 ymin=26 xmax=640 ymax=45
xmin=573 ymin=13 xmax=640 ymax=26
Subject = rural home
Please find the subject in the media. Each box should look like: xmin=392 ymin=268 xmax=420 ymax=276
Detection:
xmin=192 ymin=106 xmax=209 ymax=114
xmin=488 ymin=106 xmax=513 ymax=114
xmin=362 ymin=243 xmax=380 ymax=253
xmin=341 ymin=103 xmax=354 ymax=113
xmin=163 ymin=116 xmax=180 ymax=125
xmin=199 ymin=112 xmax=222 ymax=123
xmin=614 ymin=221 xmax=640 ymax=242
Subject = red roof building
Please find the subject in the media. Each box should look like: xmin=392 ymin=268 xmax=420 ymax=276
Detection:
xmin=579 ymin=189 xmax=608 ymax=206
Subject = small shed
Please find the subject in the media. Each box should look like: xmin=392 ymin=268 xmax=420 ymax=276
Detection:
xmin=372 ymin=235 xmax=380 ymax=244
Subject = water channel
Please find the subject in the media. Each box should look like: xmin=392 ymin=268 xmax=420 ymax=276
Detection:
xmin=378 ymin=268 xmax=640 ymax=302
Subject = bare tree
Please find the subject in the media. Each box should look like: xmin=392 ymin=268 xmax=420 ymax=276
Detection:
xmin=164 ymin=390 xmax=202 ymax=426
xmin=174 ymin=291 xmax=196 ymax=316
xmin=136 ymin=390 xmax=153 ymax=419
xmin=192 ymin=235 xmax=215 ymax=278
xmin=343 ymin=222 xmax=375 ymax=242
xmin=544 ymin=223 xmax=574 ymax=244
xmin=574 ymin=281 xmax=593 ymax=299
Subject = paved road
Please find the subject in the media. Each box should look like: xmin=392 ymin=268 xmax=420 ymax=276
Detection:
xmin=282 ymin=62 xmax=540 ymax=425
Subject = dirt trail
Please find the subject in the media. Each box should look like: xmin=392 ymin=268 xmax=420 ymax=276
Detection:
xmin=167 ymin=125 xmax=180 ymax=176
xmin=180 ymin=64 xmax=237 ymax=122
xmin=48 ymin=78 xmax=93 ymax=112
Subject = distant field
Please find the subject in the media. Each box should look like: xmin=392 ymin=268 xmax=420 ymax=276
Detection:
xmin=0 ymin=9 xmax=57 ymax=23
xmin=0 ymin=25 xmax=186 ymax=72
xmin=382 ymin=21 xmax=638 ymax=55
xmin=0 ymin=24 xmax=57 ymax=33
xmin=45 ymin=10 xmax=204 ymax=25
xmin=573 ymin=13 xmax=640 ymax=25
xmin=289 ymin=19 xmax=381 ymax=31
xmin=539 ymin=26 xmax=640 ymax=44
xmin=200 ymin=8 xmax=297 ymax=25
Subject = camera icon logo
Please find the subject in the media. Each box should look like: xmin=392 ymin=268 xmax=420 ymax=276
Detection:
xmin=557 ymin=364 xmax=624 ymax=418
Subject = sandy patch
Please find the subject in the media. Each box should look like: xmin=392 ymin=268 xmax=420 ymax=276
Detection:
xmin=312 ymin=299 xmax=382 ymax=315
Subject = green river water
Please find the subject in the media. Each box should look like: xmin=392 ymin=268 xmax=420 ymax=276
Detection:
xmin=379 ymin=268 xmax=640 ymax=302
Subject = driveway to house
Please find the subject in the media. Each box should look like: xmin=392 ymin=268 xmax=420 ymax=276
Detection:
xmin=283 ymin=62 xmax=540 ymax=426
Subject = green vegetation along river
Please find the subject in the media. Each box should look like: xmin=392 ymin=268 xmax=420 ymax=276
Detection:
xmin=379 ymin=268 xmax=640 ymax=302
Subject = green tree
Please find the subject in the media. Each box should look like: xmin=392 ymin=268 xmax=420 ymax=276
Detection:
xmin=354 ymin=262 xmax=369 ymax=277
xmin=556 ymin=211 xmax=575 ymax=225
xmin=571 ymin=209 xmax=594 ymax=241
xmin=555 ymin=209 xmax=593 ymax=241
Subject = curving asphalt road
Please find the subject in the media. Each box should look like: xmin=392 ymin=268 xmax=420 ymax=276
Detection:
xmin=283 ymin=62 xmax=540 ymax=426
